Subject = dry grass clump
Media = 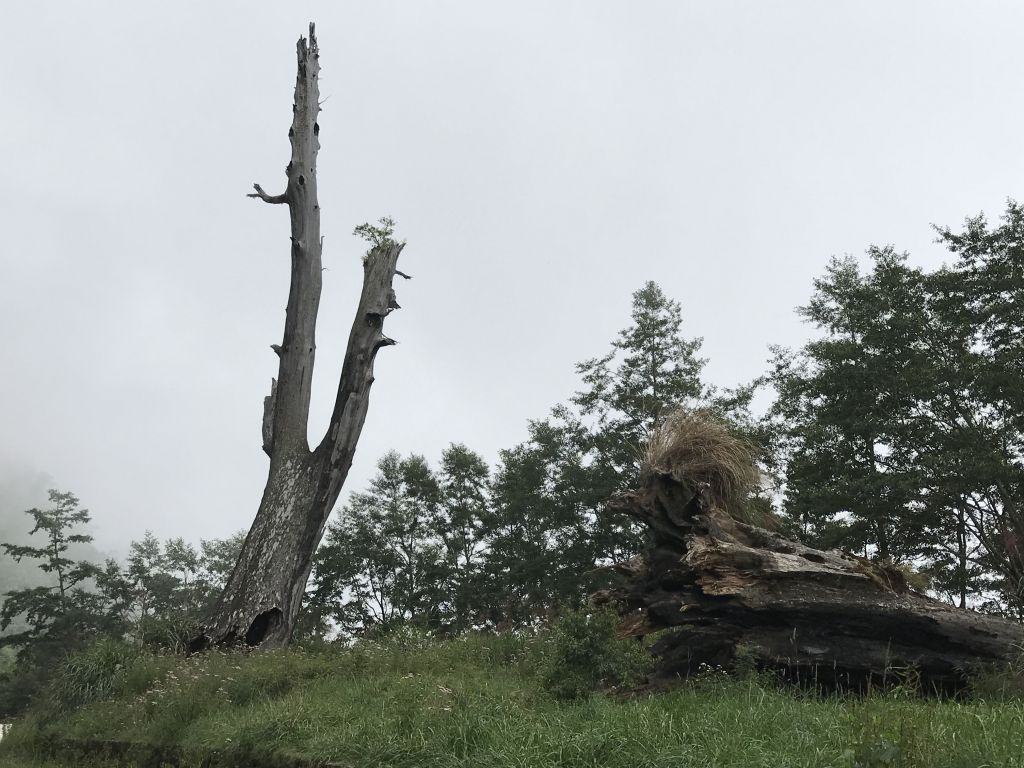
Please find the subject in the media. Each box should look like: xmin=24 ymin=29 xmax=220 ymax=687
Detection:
xmin=641 ymin=409 xmax=760 ymax=514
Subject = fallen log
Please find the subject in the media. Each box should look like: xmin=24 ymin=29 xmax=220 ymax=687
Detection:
xmin=597 ymin=414 xmax=1024 ymax=695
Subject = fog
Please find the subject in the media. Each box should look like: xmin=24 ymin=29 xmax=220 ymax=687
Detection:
xmin=1 ymin=1 xmax=1022 ymax=554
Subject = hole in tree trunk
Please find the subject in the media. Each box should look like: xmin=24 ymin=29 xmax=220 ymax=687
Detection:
xmin=245 ymin=608 xmax=283 ymax=646
xmin=187 ymin=633 xmax=211 ymax=655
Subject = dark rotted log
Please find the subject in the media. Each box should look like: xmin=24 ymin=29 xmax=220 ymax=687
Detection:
xmin=599 ymin=474 xmax=1024 ymax=693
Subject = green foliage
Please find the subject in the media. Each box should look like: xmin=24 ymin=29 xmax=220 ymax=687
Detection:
xmin=537 ymin=606 xmax=651 ymax=701
xmin=0 ymin=491 xmax=128 ymax=716
xmin=307 ymin=451 xmax=444 ymax=635
xmin=1 ymin=490 xmax=104 ymax=642
xmin=767 ymin=202 xmax=1024 ymax=613
xmin=305 ymin=280 xmax=766 ymax=634
xmin=970 ymin=647 xmax=1024 ymax=702
xmin=929 ymin=202 xmax=1024 ymax=612
xmin=353 ymin=216 xmax=401 ymax=255
xmin=436 ymin=444 xmax=490 ymax=632
xmin=574 ymin=281 xmax=709 ymax=464
xmin=121 ymin=530 xmax=242 ymax=651
xmin=847 ymin=725 xmax=910 ymax=768
xmin=766 ymin=248 xmax=931 ymax=562
xmin=3 ymin=636 xmax=1024 ymax=768
xmin=305 ymin=445 xmax=495 ymax=637
xmin=43 ymin=638 xmax=140 ymax=715
xmin=478 ymin=281 xmax=743 ymax=626
xmin=483 ymin=433 xmax=594 ymax=626
xmin=0 ymin=499 xmax=243 ymax=717
xmin=569 ymin=281 xmax=712 ymax=563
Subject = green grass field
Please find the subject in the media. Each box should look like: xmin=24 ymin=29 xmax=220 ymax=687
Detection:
xmin=2 ymin=632 xmax=1023 ymax=767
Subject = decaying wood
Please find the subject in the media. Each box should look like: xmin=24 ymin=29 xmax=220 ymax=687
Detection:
xmin=599 ymin=474 xmax=1024 ymax=693
xmin=191 ymin=24 xmax=407 ymax=650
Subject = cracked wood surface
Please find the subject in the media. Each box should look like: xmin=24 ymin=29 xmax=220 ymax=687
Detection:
xmin=601 ymin=475 xmax=1024 ymax=692
xmin=193 ymin=24 xmax=406 ymax=651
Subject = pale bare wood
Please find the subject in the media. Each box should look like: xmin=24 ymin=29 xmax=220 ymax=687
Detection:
xmin=193 ymin=24 xmax=407 ymax=650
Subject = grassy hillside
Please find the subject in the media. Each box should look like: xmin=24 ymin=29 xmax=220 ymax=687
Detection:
xmin=2 ymin=633 xmax=1024 ymax=768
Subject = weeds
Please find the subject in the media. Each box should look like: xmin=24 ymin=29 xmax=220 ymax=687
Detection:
xmin=536 ymin=606 xmax=652 ymax=701
xmin=642 ymin=408 xmax=760 ymax=516
xmin=1 ymin=633 xmax=1023 ymax=768
xmin=41 ymin=638 xmax=140 ymax=715
xmin=971 ymin=645 xmax=1024 ymax=702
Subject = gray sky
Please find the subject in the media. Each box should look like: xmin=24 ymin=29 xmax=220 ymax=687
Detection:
xmin=1 ymin=1 xmax=1022 ymax=554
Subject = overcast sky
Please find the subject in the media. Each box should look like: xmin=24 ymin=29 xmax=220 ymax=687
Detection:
xmin=2 ymin=1 xmax=1022 ymax=555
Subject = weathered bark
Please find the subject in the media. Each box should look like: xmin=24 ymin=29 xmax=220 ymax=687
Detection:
xmin=191 ymin=24 xmax=407 ymax=650
xmin=599 ymin=474 xmax=1024 ymax=693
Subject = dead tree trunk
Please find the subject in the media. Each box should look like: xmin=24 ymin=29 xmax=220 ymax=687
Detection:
xmin=601 ymin=475 xmax=1024 ymax=694
xmin=191 ymin=24 xmax=407 ymax=650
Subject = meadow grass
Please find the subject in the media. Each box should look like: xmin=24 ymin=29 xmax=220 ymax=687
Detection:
xmin=1 ymin=632 xmax=1023 ymax=767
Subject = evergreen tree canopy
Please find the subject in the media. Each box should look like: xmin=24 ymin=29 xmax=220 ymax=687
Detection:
xmin=573 ymin=280 xmax=708 ymax=485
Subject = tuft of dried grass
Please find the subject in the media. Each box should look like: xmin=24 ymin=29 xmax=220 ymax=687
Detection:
xmin=641 ymin=409 xmax=760 ymax=515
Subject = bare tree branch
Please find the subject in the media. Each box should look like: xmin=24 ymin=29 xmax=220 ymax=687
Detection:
xmin=246 ymin=183 xmax=289 ymax=204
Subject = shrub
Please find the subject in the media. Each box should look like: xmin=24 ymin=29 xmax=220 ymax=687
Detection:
xmin=135 ymin=613 xmax=202 ymax=654
xmin=970 ymin=646 xmax=1024 ymax=701
xmin=474 ymin=630 xmax=531 ymax=668
xmin=537 ymin=606 xmax=651 ymax=701
xmin=45 ymin=637 xmax=141 ymax=714
xmin=0 ymin=662 xmax=51 ymax=720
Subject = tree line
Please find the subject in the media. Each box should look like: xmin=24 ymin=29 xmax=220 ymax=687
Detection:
xmin=306 ymin=201 xmax=1024 ymax=626
xmin=766 ymin=202 xmax=1024 ymax=614
xmin=0 ymin=497 xmax=243 ymax=713
xmin=3 ymin=201 xmax=1023 ymax=713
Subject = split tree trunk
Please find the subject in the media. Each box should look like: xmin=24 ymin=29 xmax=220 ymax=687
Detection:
xmin=600 ymin=474 xmax=1024 ymax=693
xmin=191 ymin=24 xmax=407 ymax=650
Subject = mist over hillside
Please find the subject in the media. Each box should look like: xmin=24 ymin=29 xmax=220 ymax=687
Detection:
xmin=0 ymin=460 xmax=108 ymax=594
xmin=0 ymin=462 xmax=52 ymax=592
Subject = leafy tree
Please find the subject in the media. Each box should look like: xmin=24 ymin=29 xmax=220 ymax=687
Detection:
xmin=307 ymin=452 xmax=442 ymax=635
xmin=435 ymin=444 xmax=490 ymax=632
xmin=767 ymin=249 xmax=931 ymax=562
xmin=120 ymin=531 xmax=243 ymax=648
xmin=533 ymin=281 xmax=715 ymax=571
xmin=926 ymin=202 xmax=1024 ymax=612
xmin=196 ymin=532 xmax=246 ymax=607
xmin=483 ymin=425 xmax=600 ymax=626
xmin=475 ymin=282 xmax=725 ymax=626
xmin=2 ymin=491 xmax=97 ymax=607
xmin=165 ymin=538 xmax=201 ymax=595
xmin=0 ymin=491 xmax=115 ymax=650
xmin=126 ymin=532 xmax=175 ymax=623
xmin=768 ymin=207 xmax=1024 ymax=614
xmin=0 ymin=491 xmax=125 ymax=714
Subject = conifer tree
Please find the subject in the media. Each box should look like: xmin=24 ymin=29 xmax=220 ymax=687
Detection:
xmin=0 ymin=491 xmax=125 ymax=712
xmin=573 ymin=281 xmax=708 ymax=485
